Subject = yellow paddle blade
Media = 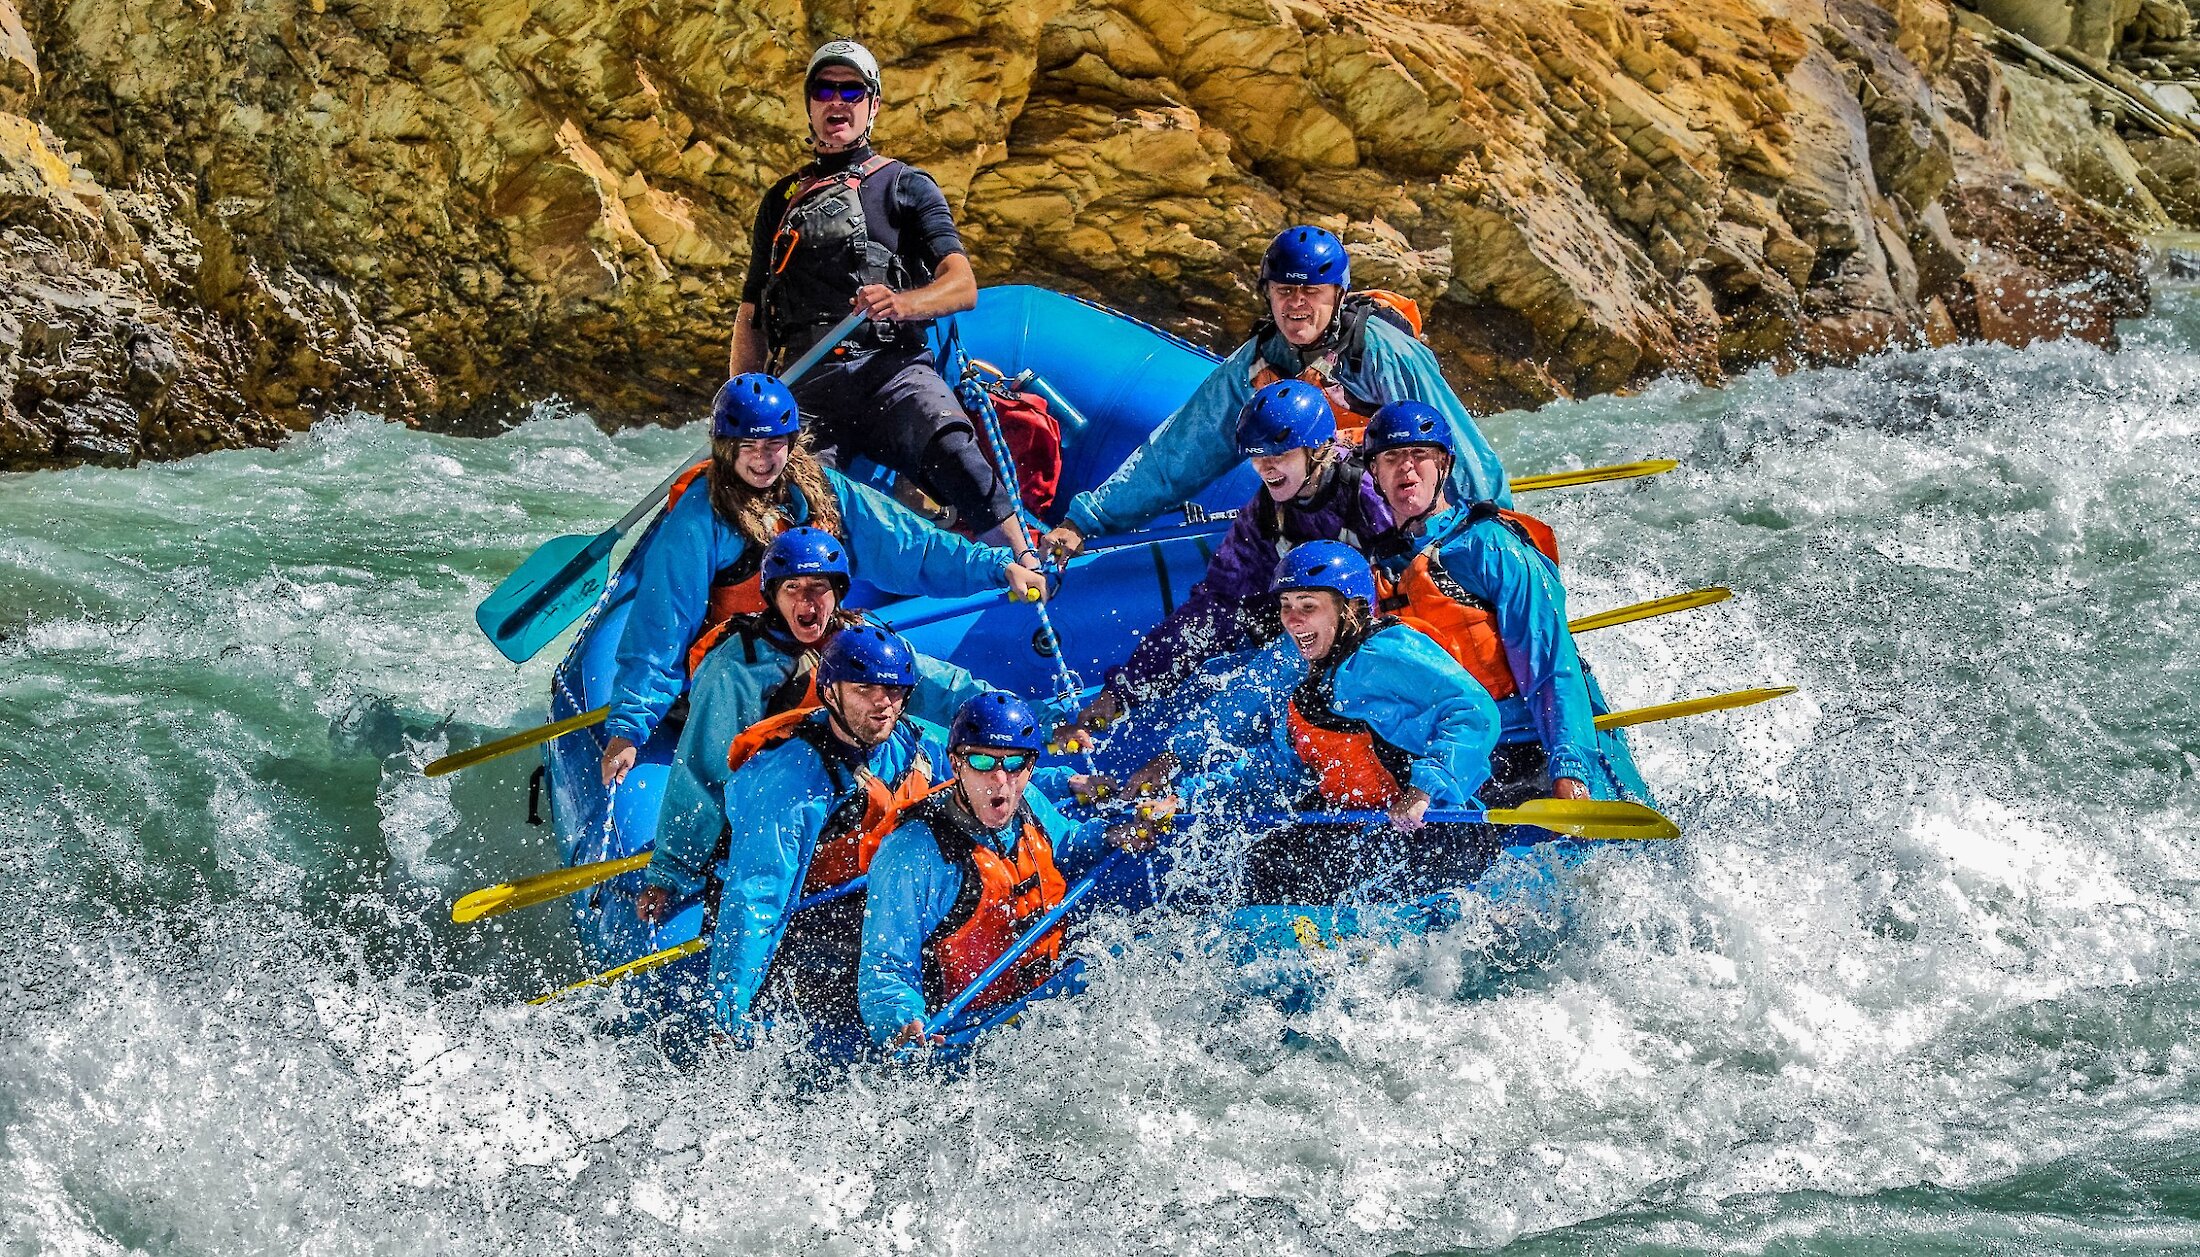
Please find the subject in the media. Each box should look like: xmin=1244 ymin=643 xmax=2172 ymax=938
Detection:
xmin=1595 ymin=686 xmax=1798 ymax=732
xmin=1569 ymin=586 xmax=1731 ymax=635
xmin=528 ymin=937 xmax=707 ymax=1006
xmin=1485 ymin=797 xmax=1680 ymax=840
xmin=1513 ymin=458 xmax=1679 ymax=494
xmin=424 ymin=705 xmax=610 ymax=778
xmin=451 ymin=851 xmax=652 ymax=924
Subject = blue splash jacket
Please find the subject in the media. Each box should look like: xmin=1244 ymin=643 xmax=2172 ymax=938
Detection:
xmin=647 ymin=623 xmax=991 ymax=902
xmin=604 ymin=470 xmax=1011 ymax=746
xmin=1374 ymin=502 xmax=1612 ymax=795
xmin=1176 ymin=623 xmax=1501 ymax=809
xmin=645 ymin=709 xmax=949 ymax=1033
xmin=856 ymin=785 xmax=1108 ymax=1044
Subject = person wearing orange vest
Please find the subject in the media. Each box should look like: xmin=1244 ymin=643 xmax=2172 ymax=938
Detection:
xmin=1171 ymin=543 xmax=1500 ymax=902
xmin=601 ymin=372 xmax=1044 ymax=788
xmin=635 ymin=624 xmax=948 ymax=1048
xmin=1360 ymin=400 xmax=1614 ymax=803
xmin=727 ymin=40 xmax=1037 ymax=564
xmin=858 ymin=694 xmax=1174 ymax=1048
xmin=645 ymin=529 xmax=994 ymax=935
xmin=1043 ymin=225 xmax=1510 ymax=562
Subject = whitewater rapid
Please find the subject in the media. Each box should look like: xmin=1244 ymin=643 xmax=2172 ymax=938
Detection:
xmin=5 ymin=291 xmax=2199 ymax=1252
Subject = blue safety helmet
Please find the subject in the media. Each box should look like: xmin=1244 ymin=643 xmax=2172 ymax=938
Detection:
xmin=948 ymin=692 xmax=1045 ymax=755
xmin=1236 ymin=379 xmax=1337 ymax=458
xmin=711 ymin=373 xmax=801 ymax=441
xmin=816 ymin=623 xmax=917 ymax=688
xmin=1273 ymin=540 xmax=1375 ymax=607
xmin=761 ymin=527 xmax=849 ymax=594
xmin=1260 ymin=225 xmax=1351 ymax=289
xmin=1360 ymin=400 xmax=1453 ymax=459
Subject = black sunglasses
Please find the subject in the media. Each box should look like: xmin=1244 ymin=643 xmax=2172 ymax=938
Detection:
xmin=961 ymin=751 xmax=1034 ymax=774
xmin=809 ymin=83 xmax=869 ymax=103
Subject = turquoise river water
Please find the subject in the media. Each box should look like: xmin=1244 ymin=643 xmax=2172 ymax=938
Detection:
xmin=4 ymin=287 xmax=2199 ymax=1253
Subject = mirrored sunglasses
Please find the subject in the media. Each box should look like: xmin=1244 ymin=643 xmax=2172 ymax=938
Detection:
xmin=809 ymin=83 xmax=869 ymax=103
xmin=961 ymin=752 xmax=1034 ymax=774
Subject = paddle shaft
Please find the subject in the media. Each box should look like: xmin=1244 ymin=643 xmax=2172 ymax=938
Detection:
xmin=426 ymin=705 xmax=609 ymax=779
xmin=1511 ymin=458 xmax=1678 ymax=493
xmin=1249 ymin=807 xmax=1489 ymax=827
xmin=922 ymin=849 xmax=1127 ymax=1039
xmin=528 ymin=874 xmax=868 ymax=1004
xmin=1594 ymin=685 xmax=1795 ymax=731
xmin=493 ymin=310 xmax=869 ymax=639
xmin=1569 ymin=587 xmax=1728 ymax=635
xmin=1241 ymin=796 xmax=1678 ymax=840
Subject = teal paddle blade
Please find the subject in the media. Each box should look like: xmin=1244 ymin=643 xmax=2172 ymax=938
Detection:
xmin=475 ymin=530 xmax=616 ymax=663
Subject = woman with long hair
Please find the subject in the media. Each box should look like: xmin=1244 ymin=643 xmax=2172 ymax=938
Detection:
xmin=1171 ymin=542 xmax=1501 ymax=903
xmin=601 ymin=373 xmax=1044 ymax=786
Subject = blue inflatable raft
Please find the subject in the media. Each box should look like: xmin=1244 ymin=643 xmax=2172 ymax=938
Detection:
xmin=528 ymin=286 xmax=1649 ymax=1044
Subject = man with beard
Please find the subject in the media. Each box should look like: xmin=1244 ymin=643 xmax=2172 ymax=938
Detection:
xmin=639 ymin=624 xmax=946 ymax=1056
xmin=636 ymin=528 xmax=990 ymax=934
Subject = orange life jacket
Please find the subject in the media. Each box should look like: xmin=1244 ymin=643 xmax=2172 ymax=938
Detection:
xmin=1251 ymin=361 xmax=1377 ymax=449
xmin=1373 ymin=503 xmax=1562 ymax=702
xmin=913 ymin=785 xmax=1067 ymax=1018
xmin=1249 ymin=290 xmax=1425 ymax=447
xmin=725 ymin=708 xmax=934 ymax=892
xmin=1285 ymin=619 xmax=1417 ymax=806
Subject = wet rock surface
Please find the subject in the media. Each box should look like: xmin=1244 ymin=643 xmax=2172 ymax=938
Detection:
xmin=0 ymin=0 xmax=2185 ymax=471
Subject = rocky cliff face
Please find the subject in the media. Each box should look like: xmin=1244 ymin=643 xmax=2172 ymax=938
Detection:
xmin=0 ymin=0 xmax=2179 ymax=470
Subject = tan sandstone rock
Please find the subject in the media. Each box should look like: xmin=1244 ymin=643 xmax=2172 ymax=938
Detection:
xmin=0 ymin=0 xmax=2163 ymax=469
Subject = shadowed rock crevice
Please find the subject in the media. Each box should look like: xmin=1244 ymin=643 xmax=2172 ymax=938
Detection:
xmin=0 ymin=0 xmax=2180 ymax=471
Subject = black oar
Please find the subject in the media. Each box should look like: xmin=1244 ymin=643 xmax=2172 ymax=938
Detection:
xmin=475 ymin=311 xmax=868 ymax=663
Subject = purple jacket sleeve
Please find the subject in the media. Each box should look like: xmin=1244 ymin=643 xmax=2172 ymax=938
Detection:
xmin=1105 ymin=500 xmax=1275 ymax=700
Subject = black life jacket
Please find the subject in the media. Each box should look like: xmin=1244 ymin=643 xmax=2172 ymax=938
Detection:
xmin=1250 ymin=455 xmax=1380 ymax=558
xmin=758 ymin=154 xmax=929 ymax=361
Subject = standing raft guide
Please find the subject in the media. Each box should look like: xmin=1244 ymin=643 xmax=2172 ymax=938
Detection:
xmin=435 ymin=38 xmax=1795 ymax=1065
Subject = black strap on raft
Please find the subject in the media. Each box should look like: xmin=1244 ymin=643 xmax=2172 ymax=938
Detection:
xmin=526 ymin=765 xmax=546 ymax=826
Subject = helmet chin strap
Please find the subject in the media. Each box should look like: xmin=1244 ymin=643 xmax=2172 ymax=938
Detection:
xmin=820 ymin=685 xmax=863 ymax=745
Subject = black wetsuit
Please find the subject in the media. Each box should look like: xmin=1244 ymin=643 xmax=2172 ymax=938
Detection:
xmin=740 ymin=146 xmax=1016 ymax=533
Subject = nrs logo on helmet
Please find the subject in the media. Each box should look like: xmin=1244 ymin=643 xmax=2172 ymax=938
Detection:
xmin=1260 ymin=226 xmax=1351 ymax=289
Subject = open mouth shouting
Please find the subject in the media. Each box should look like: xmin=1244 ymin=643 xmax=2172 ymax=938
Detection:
xmin=789 ymin=604 xmax=828 ymax=637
